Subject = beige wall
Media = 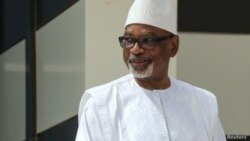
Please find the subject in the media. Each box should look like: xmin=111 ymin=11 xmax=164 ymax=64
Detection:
xmin=85 ymin=0 xmax=132 ymax=89
xmin=177 ymin=32 xmax=250 ymax=134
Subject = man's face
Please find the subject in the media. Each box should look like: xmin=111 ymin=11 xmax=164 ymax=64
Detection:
xmin=122 ymin=24 xmax=178 ymax=81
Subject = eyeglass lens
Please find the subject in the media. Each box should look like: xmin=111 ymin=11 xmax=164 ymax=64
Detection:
xmin=118 ymin=35 xmax=173 ymax=49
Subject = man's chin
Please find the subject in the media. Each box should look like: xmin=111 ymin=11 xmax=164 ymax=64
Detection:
xmin=130 ymin=68 xmax=151 ymax=79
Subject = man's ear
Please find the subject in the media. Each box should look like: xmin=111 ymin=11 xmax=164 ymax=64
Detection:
xmin=170 ymin=35 xmax=179 ymax=57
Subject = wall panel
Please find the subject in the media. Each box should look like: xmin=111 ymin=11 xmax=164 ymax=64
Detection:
xmin=36 ymin=1 xmax=84 ymax=133
xmin=0 ymin=41 xmax=26 ymax=141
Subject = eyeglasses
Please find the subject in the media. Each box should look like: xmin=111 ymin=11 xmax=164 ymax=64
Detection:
xmin=118 ymin=34 xmax=174 ymax=50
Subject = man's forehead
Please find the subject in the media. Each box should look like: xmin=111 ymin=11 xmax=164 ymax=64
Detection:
xmin=125 ymin=24 xmax=170 ymax=35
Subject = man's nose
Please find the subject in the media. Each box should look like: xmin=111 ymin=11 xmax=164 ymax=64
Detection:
xmin=130 ymin=42 xmax=144 ymax=54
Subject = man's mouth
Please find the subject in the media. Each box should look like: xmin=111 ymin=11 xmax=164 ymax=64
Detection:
xmin=129 ymin=58 xmax=152 ymax=70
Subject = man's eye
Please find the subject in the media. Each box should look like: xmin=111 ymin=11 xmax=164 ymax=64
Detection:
xmin=142 ymin=38 xmax=156 ymax=44
xmin=125 ymin=38 xmax=134 ymax=44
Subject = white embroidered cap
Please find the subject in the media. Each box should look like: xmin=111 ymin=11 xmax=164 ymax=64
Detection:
xmin=125 ymin=0 xmax=177 ymax=35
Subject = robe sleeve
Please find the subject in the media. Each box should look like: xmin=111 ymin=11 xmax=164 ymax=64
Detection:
xmin=75 ymin=92 xmax=106 ymax=141
xmin=209 ymin=95 xmax=227 ymax=141
xmin=212 ymin=117 xmax=226 ymax=141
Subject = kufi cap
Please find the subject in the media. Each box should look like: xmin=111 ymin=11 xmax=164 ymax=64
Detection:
xmin=125 ymin=0 xmax=177 ymax=35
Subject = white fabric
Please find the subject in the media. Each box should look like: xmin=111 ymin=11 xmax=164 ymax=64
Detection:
xmin=75 ymin=74 xmax=226 ymax=141
xmin=125 ymin=0 xmax=177 ymax=35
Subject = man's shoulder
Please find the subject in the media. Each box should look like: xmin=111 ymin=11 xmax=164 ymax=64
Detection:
xmin=172 ymin=78 xmax=218 ymax=113
xmin=172 ymin=78 xmax=216 ymax=99
xmin=78 ymin=74 xmax=133 ymax=113
xmin=85 ymin=74 xmax=133 ymax=97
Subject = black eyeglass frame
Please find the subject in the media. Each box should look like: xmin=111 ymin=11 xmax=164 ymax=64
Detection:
xmin=118 ymin=34 xmax=174 ymax=50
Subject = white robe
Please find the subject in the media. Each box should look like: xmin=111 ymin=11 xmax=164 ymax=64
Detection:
xmin=75 ymin=74 xmax=226 ymax=141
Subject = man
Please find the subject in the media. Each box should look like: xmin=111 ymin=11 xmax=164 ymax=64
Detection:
xmin=75 ymin=0 xmax=226 ymax=140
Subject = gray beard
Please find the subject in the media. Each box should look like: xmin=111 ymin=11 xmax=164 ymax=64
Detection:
xmin=129 ymin=63 xmax=153 ymax=78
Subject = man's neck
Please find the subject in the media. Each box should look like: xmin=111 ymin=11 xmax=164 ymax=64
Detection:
xmin=135 ymin=76 xmax=171 ymax=90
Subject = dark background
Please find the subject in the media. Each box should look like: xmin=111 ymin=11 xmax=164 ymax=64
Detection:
xmin=1 ymin=0 xmax=78 ymax=54
xmin=178 ymin=0 xmax=250 ymax=34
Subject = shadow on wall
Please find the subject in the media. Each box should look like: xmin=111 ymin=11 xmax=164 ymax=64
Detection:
xmin=37 ymin=116 xmax=78 ymax=141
